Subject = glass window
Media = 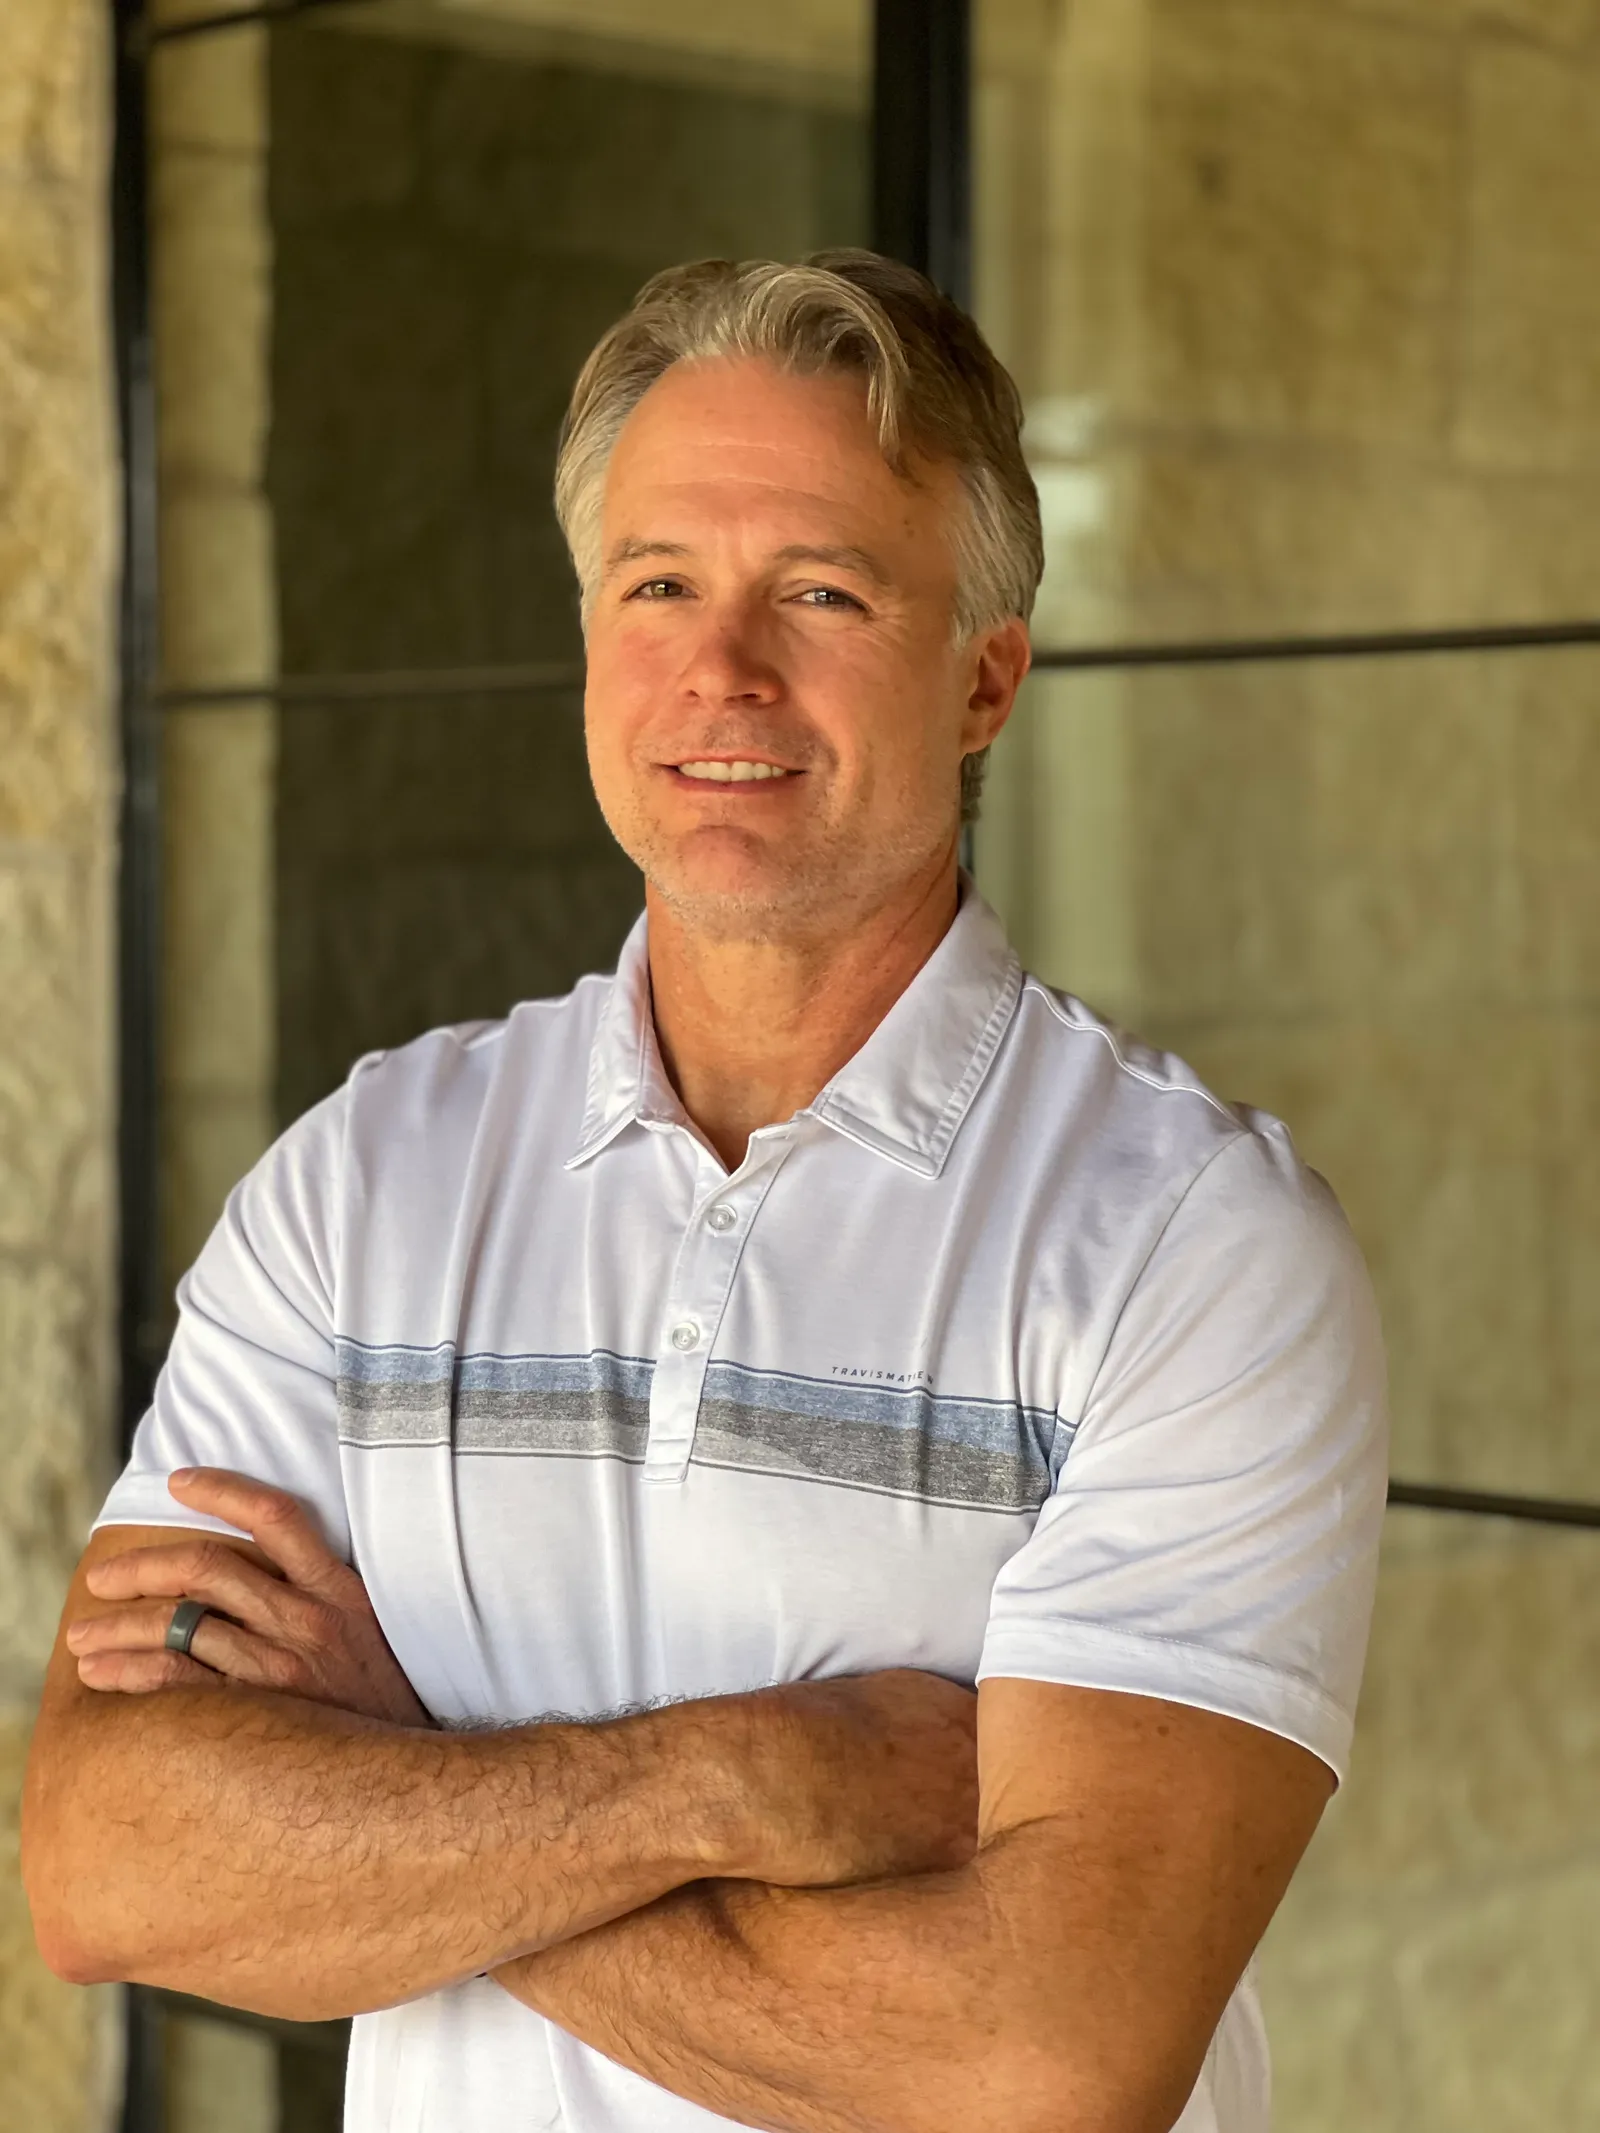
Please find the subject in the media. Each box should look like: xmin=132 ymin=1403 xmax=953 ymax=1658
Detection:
xmin=1263 ymin=1511 xmax=1600 ymax=2132
xmin=975 ymin=0 xmax=1600 ymax=647
xmin=978 ymin=651 xmax=1600 ymax=1508
xmin=150 ymin=0 xmax=870 ymax=1284
xmin=974 ymin=5 xmax=1600 ymax=2122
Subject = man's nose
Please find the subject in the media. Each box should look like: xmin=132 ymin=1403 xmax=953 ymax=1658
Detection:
xmin=679 ymin=608 xmax=783 ymax=705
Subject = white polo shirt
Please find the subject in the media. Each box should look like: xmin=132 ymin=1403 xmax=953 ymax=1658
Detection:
xmin=98 ymin=881 xmax=1388 ymax=2133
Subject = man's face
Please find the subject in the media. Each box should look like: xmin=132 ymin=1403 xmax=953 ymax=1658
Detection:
xmin=582 ymin=355 xmax=1024 ymax=940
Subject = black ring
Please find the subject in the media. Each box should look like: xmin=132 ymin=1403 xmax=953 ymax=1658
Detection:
xmin=165 ymin=1598 xmax=210 ymax=1657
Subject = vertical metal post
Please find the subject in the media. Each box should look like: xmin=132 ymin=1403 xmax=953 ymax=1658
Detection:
xmin=111 ymin=0 xmax=163 ymax=1455
xmin=111 ymin=2 xmax=167 ymax=2125
xmin=871 ymin=0 xmax=975 ymax=864
xmin=871 ymin=0 xmax=972 ymax=307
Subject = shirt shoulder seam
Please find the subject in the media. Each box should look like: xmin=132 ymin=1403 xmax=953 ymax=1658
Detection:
xmin=1021 ymin=976 xmax=1241 ymax=1126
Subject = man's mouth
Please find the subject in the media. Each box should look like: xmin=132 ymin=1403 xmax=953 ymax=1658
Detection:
xmin=672 ymin=760 xmax=796 ymax=783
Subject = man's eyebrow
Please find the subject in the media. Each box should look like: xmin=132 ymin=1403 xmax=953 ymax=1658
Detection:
xmin=772 ymin=542 xmax=891 ymax=587
xmin=603 ymin=537 xmax=693 ymax=576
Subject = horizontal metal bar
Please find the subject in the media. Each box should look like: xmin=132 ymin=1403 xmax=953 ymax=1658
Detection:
xmin=156 ymin=662 xmax=585 ymax=708
xmin=155 ymin=615 xmax=1600 ymax=711
xmin=139 ymin=0 xmax=378 ymax=51
xmin=1387 ymin=1478 xmax=1600 ymax=1529
xmin=1029 ymin=617 xmax=1600 ymax=672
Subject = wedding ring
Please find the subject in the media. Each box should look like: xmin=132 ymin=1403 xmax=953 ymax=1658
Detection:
xmin=165 ymin=1597 xmax=210 ymax=1657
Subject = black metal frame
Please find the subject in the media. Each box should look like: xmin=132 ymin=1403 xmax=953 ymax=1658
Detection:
xmin=872 ymin=0 xmax=971 ymax=307
xmin=137 ymin=0 xmax=377 ymax=47
xmin=112 ymin=0 xmax=162 ymax=1463
xmin=102 ymin=0 xmax=1600 ymax=2120
xmin=110 ymin=7 xmax=161 ymax=2118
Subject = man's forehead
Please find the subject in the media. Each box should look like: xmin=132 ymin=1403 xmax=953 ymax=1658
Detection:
xmin=597 ymin=358 xmax=961 ymax=580
xmin=603 ymin=358 xmax=908 ymax=497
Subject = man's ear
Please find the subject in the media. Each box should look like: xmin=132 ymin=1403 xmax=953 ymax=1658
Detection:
xmin=962 ymin=617 xmax=1032 ymax=754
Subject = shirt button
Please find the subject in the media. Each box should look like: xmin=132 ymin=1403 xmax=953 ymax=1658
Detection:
xmin=707 ymin=1204 xmax=738 ymax=1233
xmin=669 ymin=1320 xmax=702 ymax=1352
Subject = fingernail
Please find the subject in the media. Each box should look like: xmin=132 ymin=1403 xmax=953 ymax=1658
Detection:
xmin=170 ymin=1468 xmax=195 ymax=1485
xmin=65 ymin=1623 xmax=86 ymax=1646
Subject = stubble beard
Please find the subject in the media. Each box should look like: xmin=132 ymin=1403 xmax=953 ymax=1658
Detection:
xmin=616 ymin=792 xmax=953 ymax=950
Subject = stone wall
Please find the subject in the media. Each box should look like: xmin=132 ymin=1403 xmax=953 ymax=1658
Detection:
xmin=0 ymin=3 xmax=121 ymax=2128
xmin=974 ymin=0 xmax=1600 ymax=2122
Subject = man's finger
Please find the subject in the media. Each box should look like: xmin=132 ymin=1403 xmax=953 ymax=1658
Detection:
xmin=84 ymin=1538 xmax=331 ymax=1649
xmin=76 ymin=1647 xmax=223 ymax=1694
xmin=71 ymin=1600 xmax=316 ymax=1698
xmin=165 ymin=1468 xmax=348 ymax=1595
xmin=69 ymin=1598 xmax=230 ymax=1656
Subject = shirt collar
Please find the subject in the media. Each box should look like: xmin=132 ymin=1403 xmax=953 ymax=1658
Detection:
xmin=566 ymin=874 xmax=1023 ymax=1178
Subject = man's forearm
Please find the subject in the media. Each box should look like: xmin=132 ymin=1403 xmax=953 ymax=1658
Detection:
xmin=494 ymin=1838 xmax=1072 ymax=2133
xmin=24 ymin=1679 xmax=756 ymax=2022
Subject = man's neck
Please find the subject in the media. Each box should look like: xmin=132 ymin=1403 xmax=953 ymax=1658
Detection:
xmin=646 ymin=862 xmax=962 ymax=1172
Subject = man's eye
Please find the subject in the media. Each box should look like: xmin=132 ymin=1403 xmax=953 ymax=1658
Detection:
xmin=631 ymin=578 xmax=687 ymax=599
xmin=796 ymin=586 xmax=863 ymax=610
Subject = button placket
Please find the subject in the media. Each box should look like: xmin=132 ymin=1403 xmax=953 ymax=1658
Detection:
xmin=643 ymin=1133 xmax=795 ymax=1485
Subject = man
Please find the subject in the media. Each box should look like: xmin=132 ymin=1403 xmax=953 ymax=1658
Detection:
xmin=24 ymin=252 xmax=1387 ymax=2133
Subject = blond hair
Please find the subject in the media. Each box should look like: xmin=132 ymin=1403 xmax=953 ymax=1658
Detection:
xmin=553 ymin=250 xmax=1042 ymax=821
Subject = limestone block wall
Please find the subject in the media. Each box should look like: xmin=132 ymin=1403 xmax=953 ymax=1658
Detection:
xmin=975 ymin=0 xmax=1600 ymax=2122
xmin=0 ymin=2 xmax=120 ymax=2127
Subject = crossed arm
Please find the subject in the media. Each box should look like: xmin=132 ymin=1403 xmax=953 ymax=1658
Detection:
xmin=489 ymin=1669 xmax=1328 ymax=2133
xmin=24 ymin=1472 xmax=1332 ymax=2133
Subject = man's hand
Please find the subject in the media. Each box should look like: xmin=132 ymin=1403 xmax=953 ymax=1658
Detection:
xmin=29 ymin=1490 xmax=975 ymax=2019
xmin=65 ymin=1468 xmax=432 ymax=1730
xmin=69 ymin=1472 xmax=978 ymax=1896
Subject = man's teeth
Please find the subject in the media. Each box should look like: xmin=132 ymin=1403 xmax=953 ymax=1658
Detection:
xmin=676 ymin=761 xmax=791 ymax=782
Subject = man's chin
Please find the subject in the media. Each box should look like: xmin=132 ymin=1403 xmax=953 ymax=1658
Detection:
xmin=642 ymin=849 xmax=840 ymax=943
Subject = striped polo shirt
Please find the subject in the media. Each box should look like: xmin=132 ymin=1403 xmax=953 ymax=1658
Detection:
xmin=98 ymin=879 xmax=1388 ymax=2133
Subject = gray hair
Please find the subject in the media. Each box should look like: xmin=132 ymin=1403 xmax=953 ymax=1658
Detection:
xmin=553 ymin=250 xmax=1042 ymax=822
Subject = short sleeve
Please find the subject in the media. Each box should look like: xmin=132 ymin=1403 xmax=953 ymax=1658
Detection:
xmin=94 ymin=1086 xmax=352 ymax=1562
xmin=977 ymin=1126 xmax=1389 ymax=1784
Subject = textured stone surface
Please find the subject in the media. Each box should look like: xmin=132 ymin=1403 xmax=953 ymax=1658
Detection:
xmin=1460 ymin=39 xmax=1600 ymax=470
xmin=149 ymin=23 xmax=268 ymax=157
xmin=163 ymin=708 xmax=276 ymax=1096
xmin=162 ymin=707 xmax=278 ymax=1287
xmin=0 ymin=0 xmax=98 ymax=185
xmin=0 ymin=162 xmax=114 ymax=849
xmin=152 ymin=148 xmax=271 ymax=490
xmin=1325 ymin=0 xmax=1600 ymax=43
xmin=0 ymin=857 xmax=96 ymax=1258
xmin=0 ymin=1713 xmax=119 ymax=2133
xmin=0 ymin=3 xmax=117 ymax=2125
xmin=0 ymin=1258 xmax=101 ymax=1686
xmin=161 ymin=1091 xmax=278 ymax=1301
xmin=1142 ymin=0 xmax=1458 ymax=447
xmin=1040 ymin=439 xmax=1600 ymax=644
xmin=1258 ymin=1522 xmax=1600 ymax=2126
xmin=1257 ymin=1901 xmax=1407 ymax=2133
xmin=1396 ymin=1858 xmax=1600 ymax=2131
xmin=158 ymin=491 xmax=277 ymax=689
xmin=1308 ymin=1526 xmax=1600 ymax=1894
